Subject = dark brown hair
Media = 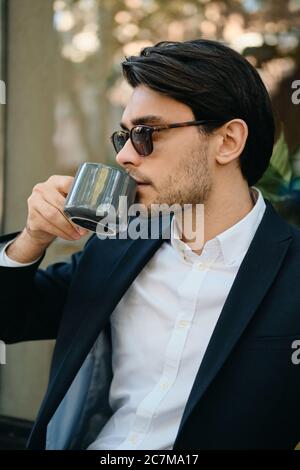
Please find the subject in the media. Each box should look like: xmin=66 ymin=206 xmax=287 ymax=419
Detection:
xmin=122 ymin=39 xmax=275 ymax=186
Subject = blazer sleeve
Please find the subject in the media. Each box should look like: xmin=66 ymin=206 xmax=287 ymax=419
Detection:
xmin=0 ymin=231 xmax=95 ymax=344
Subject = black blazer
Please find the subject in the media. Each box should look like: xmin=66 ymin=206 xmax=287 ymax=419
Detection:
xmin=0 ymin=199 xmax=300 ymax=450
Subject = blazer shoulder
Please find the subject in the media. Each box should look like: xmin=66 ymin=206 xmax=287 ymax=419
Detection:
xmin=278 ymin=219 xmax=300 ymax=272
xmin=263 ymin=201 xmax=300 ymax=260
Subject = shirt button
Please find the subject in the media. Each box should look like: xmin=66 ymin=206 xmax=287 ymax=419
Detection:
xmin=129 ymin=433 xmax=137 ymax=444
xmin=177 ymin=320 xmax=189 ymax=328
xmin=160 ymin=381 xmax=169 ymax=390
xmin=196 ymin=263 xmax=205 ymax=271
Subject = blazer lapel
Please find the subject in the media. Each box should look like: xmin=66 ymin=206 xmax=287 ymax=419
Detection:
xmin=173 ymin=201 xmax=293 ymax=447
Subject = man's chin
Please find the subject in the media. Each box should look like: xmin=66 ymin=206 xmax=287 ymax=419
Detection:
xmin=144 ymin=201 xmax=184 ymax=218
xmin=133 ymin=189 xmax=185 ymax=217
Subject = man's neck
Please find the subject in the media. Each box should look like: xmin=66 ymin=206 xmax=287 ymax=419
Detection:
xmin=180 ymin=186 xmax=256 ymax=256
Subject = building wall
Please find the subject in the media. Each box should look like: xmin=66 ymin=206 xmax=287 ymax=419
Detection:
xmin=1 ymin=0 xmax=61 ymax=421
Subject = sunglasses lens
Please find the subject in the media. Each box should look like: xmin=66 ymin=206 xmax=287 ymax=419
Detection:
xmin=112 ymin=131 xmax=129 ymax=153
xmin=132 ymin=126 xmax=153 ymax=156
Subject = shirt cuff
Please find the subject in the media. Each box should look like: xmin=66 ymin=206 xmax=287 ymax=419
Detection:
xmin=0 ymin=237 xmax=43 ymax=267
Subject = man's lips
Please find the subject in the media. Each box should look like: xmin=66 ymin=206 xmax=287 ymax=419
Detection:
xmin=136 ymin=182 xmax=150 ymax=192
xmin=126 ymin=171 xmax=150 ymax=185
xmin=133 ymin=178 xmax=149 ymax=185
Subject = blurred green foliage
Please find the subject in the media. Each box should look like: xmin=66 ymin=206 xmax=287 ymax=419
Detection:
xmin=257 ymin=129 xmax=300 ymax=226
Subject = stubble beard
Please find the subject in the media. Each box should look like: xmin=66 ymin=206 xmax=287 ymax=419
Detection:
xmin=143 ymin=142 xmax=213 ymax=218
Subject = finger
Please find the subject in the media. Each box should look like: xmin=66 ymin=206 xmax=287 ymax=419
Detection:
xmin=31 ymin=183 xmax=88 ymax=236
xmin=47 ymin=175 xmax=75 ymax=197
xmin=61 ymin=211 xmax=89 ymax=235
xmin=37 ymin=185 xmax=67 ymax=212
xmin=37 ymin=187 xmax=79 ymax=230
xmin=31 ymin=199 xmax=82 ymax=240
xmin=32 ymin=208 xmax=81 ymax=241
xmin=32 ymin=215 xmax=80 ymax=241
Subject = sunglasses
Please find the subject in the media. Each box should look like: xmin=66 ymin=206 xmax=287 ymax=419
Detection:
xmin=110 ymin=119 xmax=228 ymax=157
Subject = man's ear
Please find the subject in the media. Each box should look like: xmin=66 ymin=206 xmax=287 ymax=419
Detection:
xmin=215 ymin=119 xmax=248 ymax=165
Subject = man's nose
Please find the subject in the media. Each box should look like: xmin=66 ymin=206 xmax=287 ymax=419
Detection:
xmin=115 ymin=140 xmax=142 ymax=168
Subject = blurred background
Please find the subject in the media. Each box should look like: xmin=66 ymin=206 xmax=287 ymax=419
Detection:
xmin=0 ymin=0 xmax=299 ymax=449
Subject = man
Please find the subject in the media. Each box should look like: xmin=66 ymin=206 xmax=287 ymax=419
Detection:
xmin=0 ymin=39 xmax=299 ymax=450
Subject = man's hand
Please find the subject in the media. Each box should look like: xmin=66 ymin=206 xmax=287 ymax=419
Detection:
xmin=6 ymin=175 xmax=89 ymax=263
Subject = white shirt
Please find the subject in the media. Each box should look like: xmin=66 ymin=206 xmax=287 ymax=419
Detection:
xmin=0 ymin=187 xmax=266 ymax=450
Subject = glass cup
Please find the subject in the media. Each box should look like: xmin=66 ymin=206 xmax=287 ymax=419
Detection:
xmin=64 ymin=162 xmax=137 ymax=236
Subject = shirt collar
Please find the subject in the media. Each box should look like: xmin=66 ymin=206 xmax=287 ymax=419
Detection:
xmin=169 ymin=186 xmax=266 ymax=266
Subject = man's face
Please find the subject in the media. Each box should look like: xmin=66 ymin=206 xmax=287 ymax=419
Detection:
xmin=115 ymin=85 xmax=214 ymax=213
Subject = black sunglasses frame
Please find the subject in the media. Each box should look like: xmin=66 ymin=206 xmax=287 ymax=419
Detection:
xmin=110 ymin=119 xmax=230 ymax=157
